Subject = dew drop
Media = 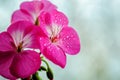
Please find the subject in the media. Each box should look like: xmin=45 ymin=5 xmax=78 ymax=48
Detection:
xmin=40 ymin=38 xmax=42 ymax=40
xmin=66 ymin=36 xmax=69 ymax=38
xmin=44 ymin=43 xmax=47 ymax=46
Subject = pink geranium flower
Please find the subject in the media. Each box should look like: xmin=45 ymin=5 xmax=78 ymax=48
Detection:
xmin=11 ymin=0 xmax=56 ymax=25
xmin=39 ymin=10 xmax=81 ymax=68
xmin=0 ymin=21 xmax=41 ymax=79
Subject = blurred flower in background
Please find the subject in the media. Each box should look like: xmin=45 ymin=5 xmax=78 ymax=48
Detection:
xmin=0 ymin=0 xmax=120 ymax=80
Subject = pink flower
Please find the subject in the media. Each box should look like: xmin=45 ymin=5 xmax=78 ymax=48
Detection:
xmin=39 ymin=10 xmax=80 ymax=68
xmin=0 ymin=21 xmax=41 ymax=79
xmin=11 ymin=0 xmax=56 ymax=26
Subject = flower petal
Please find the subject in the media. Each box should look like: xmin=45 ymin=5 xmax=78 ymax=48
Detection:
xmin=59 ymin=27 xmax=80 ymax=54
xmin=20 ymin=0 xmax=56 ymax=16
xmin=39 ymin=12 xmax=52 ymax=36
xmin=50 ymin=10 xmax=68 ymax=27
xmin=7 ymin=21 xmax=40 ymax=49
xmin=41 ymin=0 xmax=57 ymax=12
xmin=39 ymin=37 xmax=51 ymax=52
xmin=0 ymin=51 xmax=16 ymax=79
xmin=10 ymin=50 xmax=41 ymax=78
xmin=11 ymin=10 xmax=33 ymax=23
xmin=41 ymin=10 xmax=68 ymax=27
xmin=19 ymin=0 xmax=56 ymax=25
xmin=42 ymin=12 xmax=51 ymax=25
xmin=20 ymin=1 xmax=43 ymax=21
xmin=0 ymin=32 xmax=15 ymax=51
xmin=43 ymin=44 xmax=66 ymax=68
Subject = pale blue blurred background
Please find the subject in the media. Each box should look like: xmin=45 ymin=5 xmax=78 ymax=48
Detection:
xmin=0 ymin=0 xmax=120 ymax=80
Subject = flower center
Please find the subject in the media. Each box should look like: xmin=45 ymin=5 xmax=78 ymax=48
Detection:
xmin=47 ymin=24 xmax=62 ymax=43
xmin=50 ymin=36 xmax=58 ymax=43
xmin=17 ymin=41 xmax=23 ymax=52
xmin=35 ymin=17 xmax=40 ymax=26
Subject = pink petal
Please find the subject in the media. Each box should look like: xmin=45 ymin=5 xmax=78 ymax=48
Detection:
xmin=20 ymin=1 xmax=43 ymax=16
xmin=10 ymin=50 xmax=41 ymax=78
xmin=11 ymin=10 xmax=33 ymax=23
xmin=39 ymin=12 xmax=52 ymax=36
xmin=0 ymin=51 xmax=16 ymax=79
xmin=0 ymin=32 xmax=15 ymax=51
xmin=20 ymin=0 xmax=56 ymax=15
xmin=43 ymin=44 xmax=66 ymax=68
xmin=22 ymin=27 xmax=40 ymax=49
xmin=19 ymin=0 xmax=56 ymax=25
xmin=7 ymin=21 xmax=33 ymax=36
xmin=42 ymin=12 xmax=51 ymax=25
xmin=7 ymin=21 xmax=40 ymax=49
xmin=34 ymin=26 xmax=47 ymax=37
xmin=40 ymin=10 xmax=69 ymax=36
xmin=50 ymin=10 xmax=68 ymax=27
xmin=39 ymin=37 xmax=51 ymax=52
xmin=41 ymin=0 xmax=57 ymax=12
xmin=59 ymin=27 xmax=80 ymax=55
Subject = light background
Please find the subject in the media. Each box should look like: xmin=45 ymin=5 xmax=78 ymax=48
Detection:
xmin=0 ymin=0 xmax=120 ymax=80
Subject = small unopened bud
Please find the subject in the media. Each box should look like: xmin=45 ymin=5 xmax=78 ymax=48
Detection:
xmin=39 ymin=66 xmax=47 ymax=71
xmin=46 ymin=67 xmax=54 ymax=80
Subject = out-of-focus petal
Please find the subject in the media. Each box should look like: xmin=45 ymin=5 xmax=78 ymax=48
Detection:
xmin=20 ymin=0 xmax=56 ymax=15
xmin=10 ymin=50 xmax=41 ymax=78
xmin=20 ymin=1 xmax=43 ymax=18
xmin=0 ymin=32 xmax=15 ymax=51
xmin=43 ymin=44 xmax=66 ymax=68
xmin=0 ymin=51 xmax=16 ymax=79
xmin=41 ymin=0 xmax=57 ymax=12
xmin=12 ymin=0 xmax=56 ymax=25
xmin=59 ymin=27 xmax=80 ymax=54
xmin=11 ymin=10 xmax=33 ymax=23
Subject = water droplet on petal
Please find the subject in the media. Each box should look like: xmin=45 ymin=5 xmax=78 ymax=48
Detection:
xmin=66 ymin=36 xmax=69 ymax=38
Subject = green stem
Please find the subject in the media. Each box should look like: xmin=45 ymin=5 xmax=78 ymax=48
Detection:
xmin=32 ymin=72 xmax=42 ymax=80
xmin=41 ymin=58 xmax=54 ymax=80
xmin=41 ymin=58 xmax=49 ymax=69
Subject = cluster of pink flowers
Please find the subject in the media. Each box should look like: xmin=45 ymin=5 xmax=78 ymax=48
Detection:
xmin=0 ymin=0 xmax=80 ymax=80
